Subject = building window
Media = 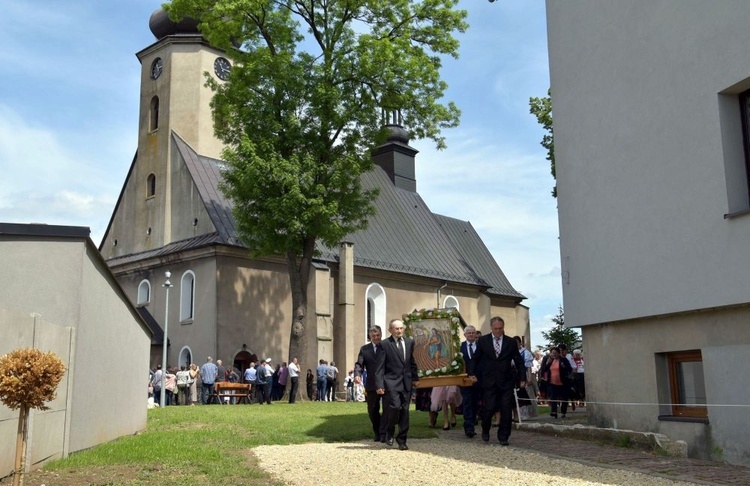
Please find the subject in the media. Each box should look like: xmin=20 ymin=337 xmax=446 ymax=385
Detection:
xmin=137 ymin=279 xmax=151 ymax=306
xmin=364 ymin=283 xmax=386 ymax=342
xmin=147 ymin=174 xmax=156 ymax=197
xmin=443 ymin=295 xmax=459 ymax=311
xmin=668 ymin=350 xmax=707 ymax=418
xmin=150 ymin=96 xmax=159 ymax=131
xmin=180 ymin=270 xmax=195 ymax=322
xmin=178 ymin=346 xmax=192 ymax=369
xmin=740 ymin=90 xmax=750 ymax=195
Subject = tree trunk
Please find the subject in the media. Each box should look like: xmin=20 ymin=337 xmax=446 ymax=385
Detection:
xmin=286 ymin=237 xmax=315 ymax=373
xmin=13 ymin=404 xmax=28 ymax=486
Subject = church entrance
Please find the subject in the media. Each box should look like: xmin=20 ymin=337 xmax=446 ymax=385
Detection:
xmin=234 ymin=350 xmax=256 ymax=381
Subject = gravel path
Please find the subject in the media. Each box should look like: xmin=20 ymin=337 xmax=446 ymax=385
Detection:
xmin=253 ymin=439 xmax=694 ymax=486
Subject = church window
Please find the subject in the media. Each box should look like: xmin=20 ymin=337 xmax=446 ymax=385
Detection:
xmin=147 ymin=173 xmax=156 ymax=197
xmin=443 ymin=295 xmax=459 ymax=311
xmin=180 ymin=270 xmax=195 ymax=322
xmin=178 ymin=346 xmax=192 ymax=369
xmin=150 ymin=96 xmax=159 ymax=131
xmin=364 ymin=283 xmax=386 ymax=342
xmin=137 ymin=279 xmax=151 ymax=306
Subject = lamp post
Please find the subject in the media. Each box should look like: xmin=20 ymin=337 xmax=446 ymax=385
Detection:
xmin=160 ymin=271 xmax=173 ymax=408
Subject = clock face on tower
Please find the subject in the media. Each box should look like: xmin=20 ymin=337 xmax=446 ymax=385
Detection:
xmin=214 ymin=57 xmax=231 ymax=81
xmin=150 ymin=58 xmax=163 ymax=80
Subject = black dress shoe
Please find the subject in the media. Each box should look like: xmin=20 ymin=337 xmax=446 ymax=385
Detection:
xmin=374 ymin=436 xmax=381 ymax=442
xmin=481 ymin=431 xmax=490 ymax=442
xmin=465 ymin=431 xmax=476 ymax=438
xmin=499 ymin=439 xmax=509 ymax=446
xmin=399 ymin=443 xmax=409 ymax=451
xmin=380 ymin=436 xmax=386 ymax=443
xmin=386 ymin=437 xmax=394 ymax=446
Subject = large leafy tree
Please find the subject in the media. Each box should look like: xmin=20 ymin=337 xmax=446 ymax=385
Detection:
xmin=166 ymin=0 xmax=467 ymax=367
xmin=529 ymin=88 xmax=555 ymax=197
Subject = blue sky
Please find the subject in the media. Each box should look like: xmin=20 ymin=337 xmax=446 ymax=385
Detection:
xmin=0 ymin=1 xmax=561 ymax=348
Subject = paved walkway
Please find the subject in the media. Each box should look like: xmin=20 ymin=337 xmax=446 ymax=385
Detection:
xmin=440 ymin=408 xmax=750 ymax=485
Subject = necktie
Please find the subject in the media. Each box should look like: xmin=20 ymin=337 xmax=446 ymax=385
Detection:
xmin=397 ymin=338 xmax=404 ymax=360
xmin=494 ymin=337 xmax=502 ymax=357
xmin=467 ymin=343 xmax=473 ymax=359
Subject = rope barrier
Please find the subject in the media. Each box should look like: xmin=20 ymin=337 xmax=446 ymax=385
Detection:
xmin=529 ymin=398 xmax=749 ymax=408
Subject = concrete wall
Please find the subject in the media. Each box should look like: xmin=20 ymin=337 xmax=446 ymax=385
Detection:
xmin=69 ymin=247 xmax=150 ymax=452
xmin=0 ymin=236 xmax=150 ymax=469
xmin=0 ymin=310 xmax=73 ymax=475
xmin=582 ymin=307 xmax=750 ymax=464
xmin=547 ymin=0 xmax=750 ymax=328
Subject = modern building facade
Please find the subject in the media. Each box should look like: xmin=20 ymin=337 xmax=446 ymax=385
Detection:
xmin=0 ymin=223 xmax=151 ymax=473
xmin=547 ymin=0 xmax=750 ymax=464
xmin=99 ymin=10 xmax=529 ymax=385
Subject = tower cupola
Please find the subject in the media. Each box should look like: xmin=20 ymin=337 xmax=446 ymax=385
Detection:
xmin=372 ymin=110 xmax=419 ymax=192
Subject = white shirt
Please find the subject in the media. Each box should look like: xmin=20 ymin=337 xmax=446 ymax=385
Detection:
xmin=288 ymin=362 xmax=300 ymax=378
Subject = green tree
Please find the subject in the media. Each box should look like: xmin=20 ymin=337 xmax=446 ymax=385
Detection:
xmin=540 ymin=306 xmax=581 ymax=352
xmin=529 ymin=88 xmax=555 ymax=197
xmin=166 ymin=0 xmax=467 ymax=368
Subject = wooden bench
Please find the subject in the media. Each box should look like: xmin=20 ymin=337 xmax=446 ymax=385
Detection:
xmin=212 ymin=382 xmax=252 ymax=404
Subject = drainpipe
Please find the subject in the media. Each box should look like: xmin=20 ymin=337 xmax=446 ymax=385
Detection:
xmin=437 ymin=282 xmax=448 ymax=308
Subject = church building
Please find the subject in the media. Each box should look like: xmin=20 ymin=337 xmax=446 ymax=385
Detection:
xmin=99 ymin=9 xmax=528 ymax=382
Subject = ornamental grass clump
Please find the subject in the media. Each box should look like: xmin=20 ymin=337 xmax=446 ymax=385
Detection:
xmin=0 ymin=348 xmax=66 ymax=486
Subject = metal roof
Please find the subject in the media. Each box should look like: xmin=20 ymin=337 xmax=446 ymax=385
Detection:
xmin=112 ymin=132 xmax=524 ymax=301
xmin=433 ymin=214 xmax=525 ymax=299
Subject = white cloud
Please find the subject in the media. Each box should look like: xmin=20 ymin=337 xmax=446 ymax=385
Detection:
xmin=0 ymin=104 xmax=123 ymax=243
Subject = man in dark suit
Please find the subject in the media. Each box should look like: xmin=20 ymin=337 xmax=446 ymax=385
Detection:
xmin=354 ymin=325 xmax=386 ymax=442
xmin=375 ymin=319 xmax=419 ymax=451
xmin=467 ymin=316 xmax=525 ymax=445
xmin=460 ymin=325 xmax=482 ymax=438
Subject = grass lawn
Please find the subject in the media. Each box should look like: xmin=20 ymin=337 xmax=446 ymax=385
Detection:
xmin=29 ymin=402 xmax=439 ymax=485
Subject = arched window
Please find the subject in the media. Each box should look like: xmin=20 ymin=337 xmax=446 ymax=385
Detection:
xmin=147 ymin=173 xmax=156 ymax=197
xmin=137 ymin=279 xmax=151 ymax=306
xmin=178 ymin=346 xmax=193 ymax=369
xmin=150 ymin=96 xmax=159 ymax=131
xmin=180 ymin=270 xmax=195 ymax=322
xmin=443 ymin=295 xmax=459 ymax=311
xmin=364 ymin=283 xmax=386 ymax=342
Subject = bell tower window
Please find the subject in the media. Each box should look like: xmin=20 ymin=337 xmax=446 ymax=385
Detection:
xmin=150 ymin=96 xmax=159 ymax=131
xmin=147 ymin=173 xmax=156 ymax=197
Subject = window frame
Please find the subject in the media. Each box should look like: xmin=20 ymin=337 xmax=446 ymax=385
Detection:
xmin=443 ymin=295 xmax=459 ymax=311
xmin=667 ymin=350 xmax=707 ymax=419
xmin=137 ymin=279 xmax=151 ymax=306
xmin=147 ymin=173 xmax=156 ymax=198
xmin=180 ymin=270 xmax=195 ymax=323
xmin=364 ymin=283 xmax=386 ymax=343
xmin=149 ymin=96 xmax=159 ymax=132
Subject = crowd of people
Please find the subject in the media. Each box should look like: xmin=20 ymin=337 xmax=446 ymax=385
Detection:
xmin=146 ymin=318 xmax=586 ymax=452
xmin=536 ymin=344 xmax=586 ymax=417
xmin=148 ymin=356 xmax=303 ymax=406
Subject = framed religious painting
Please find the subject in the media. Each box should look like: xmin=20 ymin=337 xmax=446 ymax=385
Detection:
xmin=403 ymin=308 xmax=473 ymax=387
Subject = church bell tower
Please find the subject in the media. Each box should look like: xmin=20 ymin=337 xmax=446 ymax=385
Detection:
xmin=100 ymin=9 xmax=229 ymax=258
